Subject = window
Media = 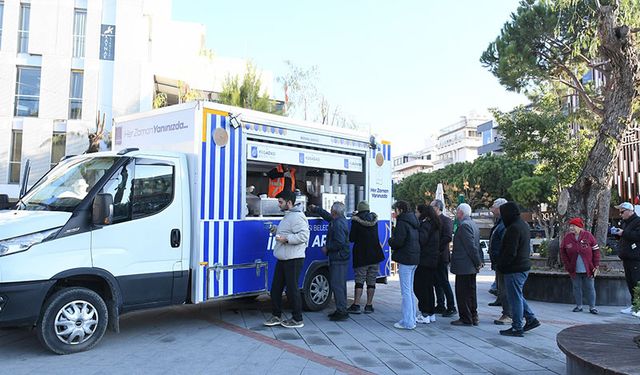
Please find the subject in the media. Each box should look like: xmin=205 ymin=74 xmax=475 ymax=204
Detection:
xmin=9 ymin=131 xmax=23 ymax=183
xmin=0 ymin=2 xmax=5 ymax=49
xmin=69 ymin=70 xmax=83 ymax=119
xmin=132 ymin=164 xmax=174 ymax=218
xmin=101 ymin=160 xmax=174 ymax=223
xmin=482 ymin=129 xmax=492 ymax=145
xmin=17 ymin=3 xmax=30 ymax=53
xmin=50 ymin=132 xmax=66 ymax=168
xmin=15 ymin=66 xmax=41 ymax=117
xmin=72 ymin=9 xmax=86 ymax=57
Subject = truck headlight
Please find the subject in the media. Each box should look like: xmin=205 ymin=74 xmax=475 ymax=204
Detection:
xmin=0 ymin=228 xmax=61 ymax=257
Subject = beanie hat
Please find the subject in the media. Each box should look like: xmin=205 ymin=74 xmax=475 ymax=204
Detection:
xmin=568 ymin=217 xmax=584 ymax=228
xmin=357 ymin=201 xmax=370 ymax=212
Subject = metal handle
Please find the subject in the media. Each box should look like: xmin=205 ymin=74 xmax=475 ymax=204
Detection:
xmin=170 ymin=229 xmax=181 ymax=248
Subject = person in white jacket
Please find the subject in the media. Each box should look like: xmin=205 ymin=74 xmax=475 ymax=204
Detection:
xmin=264 ymin=191 xmax=310 ymax=329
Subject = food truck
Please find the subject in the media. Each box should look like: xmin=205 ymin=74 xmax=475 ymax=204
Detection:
xmin=0 ymin=101 xmax=393 ymax=354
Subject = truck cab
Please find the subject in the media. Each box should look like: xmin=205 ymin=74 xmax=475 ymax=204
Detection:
xmin=0 ymin=149 xmax=190 ymax=354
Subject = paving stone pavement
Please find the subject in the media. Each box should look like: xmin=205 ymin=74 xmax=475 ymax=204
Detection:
xmin=1 ymin=267 xmax=638 ymax=374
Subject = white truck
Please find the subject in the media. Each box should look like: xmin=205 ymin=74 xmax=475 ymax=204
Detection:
xmin=0 ymin=102 xmax=393 ymax=354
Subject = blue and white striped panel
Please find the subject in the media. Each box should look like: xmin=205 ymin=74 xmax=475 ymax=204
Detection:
xmin=200 ymin=113 xmax=243 ymax=221
xmin=381 ymin=144 xmax=391 ymax=161
xmin=200 ymin=220 xmax=235 ymax=300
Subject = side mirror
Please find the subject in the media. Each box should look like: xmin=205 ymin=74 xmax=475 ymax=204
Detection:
xmin=92 ymin=193 xmax=114 ymax=225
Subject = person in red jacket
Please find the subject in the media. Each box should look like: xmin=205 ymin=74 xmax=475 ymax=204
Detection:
xmin=560 ymin=217 xmax=600 ymax=314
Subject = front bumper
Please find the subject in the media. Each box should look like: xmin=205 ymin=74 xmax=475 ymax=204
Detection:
xmin=0 ymin=280 xmax=55 ymax=327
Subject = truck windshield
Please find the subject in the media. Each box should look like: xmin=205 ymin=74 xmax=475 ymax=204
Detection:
xmin=18 ymin=156 xmax=119 ymax=212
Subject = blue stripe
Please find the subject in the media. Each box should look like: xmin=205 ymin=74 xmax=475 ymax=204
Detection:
xmin=208 ymin=115 xmax=216 ymax=219
xmin=229 ymin=126 xmax=235 ymax=219
xmin=213 ymin=221 xmax=219 ymax=297
xmin=200 ymin=142 xmax=206 ymax=219
xmin=218 ymin=116 xmax=226 ymax=219
xmin=387 ymin=145 xmax=391 ymax=160
xmin=202 ymin=222 xmax=209 ymax=300
xmin=224 ymin=221 xmax=229 ymax=294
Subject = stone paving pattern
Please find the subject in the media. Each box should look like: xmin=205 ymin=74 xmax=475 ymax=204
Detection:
xmin=1 ymin=268 xmax=637 ymax=374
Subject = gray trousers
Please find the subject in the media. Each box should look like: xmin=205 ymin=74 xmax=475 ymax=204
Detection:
xmin=572 ymin=273 xmax=596 ymax=309
xmin=330 ymin=259 xmax=349 ymax=313
xmin=496 ymin=270 xmax=511 ymax=317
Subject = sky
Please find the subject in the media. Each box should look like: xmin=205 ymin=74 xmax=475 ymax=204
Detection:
xmin=172 ymin=0 xmax=529 ymax=155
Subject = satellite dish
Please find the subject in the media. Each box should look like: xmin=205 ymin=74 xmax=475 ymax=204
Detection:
xmin=558 ymin=189 xmax=570 ymax=215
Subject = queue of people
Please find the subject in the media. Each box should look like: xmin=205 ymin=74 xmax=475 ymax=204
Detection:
xmin=263 ymin=194 xmax=640 ymax=338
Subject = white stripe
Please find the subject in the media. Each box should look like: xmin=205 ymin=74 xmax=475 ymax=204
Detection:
xmin=209 ymin=222 xmax=215 ymax=298
xmin=204 ymin=116 xmax=211 ymax=220
xmin=228 ymin=222 xmax=234 ymax=294
xmin=233 ymin=128 xmax=240 ymax=220
xmin=218 ymin=221 xmax=225 ymax=296
xmin=223 ymin=125 xmax=231 ymax=220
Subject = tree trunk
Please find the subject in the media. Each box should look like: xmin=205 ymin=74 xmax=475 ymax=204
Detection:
xmin=565 ymin=5 xmax=640 ymax=230
xmin=594 ymin=186 xmax=611 ymax=249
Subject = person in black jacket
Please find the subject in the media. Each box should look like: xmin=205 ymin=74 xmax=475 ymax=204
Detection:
xmin=414 ymin=204 xmax=441 ymax=324
xmin=431 ymin=199 xmax=457 ymax=317
xmin=347 ymin=201 xmax=385 ymax=314
xmin=389 ymin=200 xmax=420 ymax=329
xmin=497 ymin=202 xmax=540 ymax=337
xmin=308 ymin=202 xmax=350 ymax=321
xmin=612 ymin=202 xmax=640 ymax=314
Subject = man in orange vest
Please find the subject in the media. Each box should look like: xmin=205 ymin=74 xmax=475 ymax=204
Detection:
xmin=267 ymin=164 xmax=296 ymax=198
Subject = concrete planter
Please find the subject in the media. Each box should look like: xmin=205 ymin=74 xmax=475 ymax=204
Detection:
xmin=524 ymin=269 xmax=630 ymax=306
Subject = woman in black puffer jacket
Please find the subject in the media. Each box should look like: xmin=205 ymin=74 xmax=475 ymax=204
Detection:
xmin=389 ymin=201 xmax=420 ymax=329
xmin=413 ymin=204 xmax=441 ymax=324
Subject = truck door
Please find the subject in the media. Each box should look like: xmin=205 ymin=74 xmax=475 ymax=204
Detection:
xmin=91 ymin=157 xmax=185 ymax=309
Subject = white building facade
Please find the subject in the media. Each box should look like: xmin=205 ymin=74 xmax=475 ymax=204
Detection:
xmin=432 ymin=115 xmax=488 ymax=170
xmin=392 ymin=147 xmax=435 ymax=183
xmin=0 ymin=0 xmax=272 ymax=198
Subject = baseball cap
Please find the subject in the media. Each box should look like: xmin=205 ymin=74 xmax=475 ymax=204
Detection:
xmin=492 ymin=198 xmax=508 ymax=208
xmin=615 ymin=202 xmax=634 ymax=211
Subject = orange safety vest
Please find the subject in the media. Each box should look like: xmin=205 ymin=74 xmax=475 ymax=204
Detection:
xmin=268 ymin=164 xmax=296 ymax=197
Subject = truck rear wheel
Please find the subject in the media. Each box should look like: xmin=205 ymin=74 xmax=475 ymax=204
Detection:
xmin=302 ymin=267 xmax=331 ymax=311
xmin=37 ymin=287 xmax=108 ymax=355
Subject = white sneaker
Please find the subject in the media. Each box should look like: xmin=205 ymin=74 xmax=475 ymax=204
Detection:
xmin=416 ymin=315 xmax=430 ymax=324
xmin=428 ymin=314 xmax=436 ymax=323
xmin=632 ymin=310 xmax=640 ymax=318
xmin=621 ymin=306 xmax=633 ymax=314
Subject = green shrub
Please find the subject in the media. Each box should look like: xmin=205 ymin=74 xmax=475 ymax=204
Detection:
xmin=633 ymin=282 xmax=640 ymax=313
xmin=537 ymin=240 xmax=548 ymax=257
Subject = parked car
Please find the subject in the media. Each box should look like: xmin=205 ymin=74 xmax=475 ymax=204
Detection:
xmin=480 ymin=239 xmax=490 ymax=262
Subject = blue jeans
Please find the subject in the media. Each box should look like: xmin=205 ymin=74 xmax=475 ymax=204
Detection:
xmin=504 ymin=271 xmax=535 ymax=331
xmin=398 ymin=264 xmax=417 ymax=328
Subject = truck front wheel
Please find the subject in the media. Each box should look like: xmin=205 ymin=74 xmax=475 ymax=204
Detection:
xmin=37 ymin=287 xmax=108 ymax=355
xmin=302 ymin=267 xmax=331 ymax=311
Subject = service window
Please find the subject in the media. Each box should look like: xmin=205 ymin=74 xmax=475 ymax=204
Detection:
xmin=243 ymin=140 xmax=366 ymax=217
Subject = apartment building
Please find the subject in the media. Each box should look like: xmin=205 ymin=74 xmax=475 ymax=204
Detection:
xmin=477 ymin=119 xmax=503 ymax=156
xmin=0 ymin=0 xmax=273 ymax=198
xmin=432 ymin=115 xmax=488 ymax=170
xmin=391 ymin=147 xmax=435 ymax=183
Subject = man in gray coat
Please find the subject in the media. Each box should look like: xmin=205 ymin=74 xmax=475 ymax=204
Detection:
xmin=450 ymin=203 xmax=481 ymax=326
xmin=264 ymin=191 xmax=310 ymax=329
